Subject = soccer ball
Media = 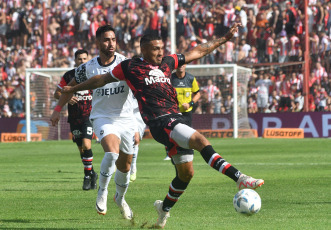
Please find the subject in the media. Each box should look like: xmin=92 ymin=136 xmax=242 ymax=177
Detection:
xmin=233 ymin=189 xmax=261 ymax=215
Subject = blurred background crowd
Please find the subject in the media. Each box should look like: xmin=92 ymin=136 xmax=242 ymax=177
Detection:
xmin=1 ymin=0 xmax=331 ymax=118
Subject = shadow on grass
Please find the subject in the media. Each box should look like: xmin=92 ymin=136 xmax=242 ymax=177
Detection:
xmin=0 ymin=218 xmax=83 ymax=229
xmin=0 ymin=219 xmax=31 ymax=223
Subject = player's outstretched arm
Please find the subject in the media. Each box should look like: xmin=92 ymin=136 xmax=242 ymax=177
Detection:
xmin=183 ymin=23 xmax=240 ymax=64
xmin=62 ymin=73 xmax=117 ymax=94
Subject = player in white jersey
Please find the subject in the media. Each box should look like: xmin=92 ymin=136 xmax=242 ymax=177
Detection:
xmin=130 ymin=96 xmax=146 ymax=182
xmin=50 ymin=25 xmax=143 ymax=220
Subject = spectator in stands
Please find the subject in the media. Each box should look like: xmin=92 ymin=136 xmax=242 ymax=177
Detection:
xmin=248 ymin=96 xmax=258 ymax=113
xmin=78 ymin=7 xmax=89 ymax=43
xmin=256 ymin=73 xmax=273 ymax=113
xmin=10 ymin=77 xmax=24 ymax=116
xmin=0 ymin=0 xmax=330 ymax=115
xmin=203 ymin=79 xmax=220 ymax=114
xmin=294 ymin=90 xmax=304 ymax=112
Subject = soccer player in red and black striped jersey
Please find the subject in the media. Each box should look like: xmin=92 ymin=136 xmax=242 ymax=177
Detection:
xmin=53 ymin=49 xmax=98 ymax=191
xmin=62 ymin=23 xmax=264 ymax=228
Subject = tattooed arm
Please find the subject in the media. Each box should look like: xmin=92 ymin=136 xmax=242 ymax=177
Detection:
xmin=183 ymin=23 xmax=241 ymax=64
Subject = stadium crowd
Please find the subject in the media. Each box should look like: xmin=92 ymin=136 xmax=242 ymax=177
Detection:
xmin=1 ymin=0 xmax=331 ymax=118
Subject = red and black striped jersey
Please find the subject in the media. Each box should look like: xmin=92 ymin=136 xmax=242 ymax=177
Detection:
xmin=111 ymin=54 xmax=185 ymax=124
xmin=58 ymin=68 xmax=92 ymax=124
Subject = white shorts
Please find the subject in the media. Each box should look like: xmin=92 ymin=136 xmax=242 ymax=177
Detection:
xmin=91 ymin=117 xmax=135 ymax=154
xmin=134 ymin=110 xmax=146 ymax=140
xmin=170 ymin=123 xmax=196 ymax=149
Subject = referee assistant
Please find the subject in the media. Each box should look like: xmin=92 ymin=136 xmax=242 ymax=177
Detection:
xmin=171 ymin=64 xmax=201 ymax=126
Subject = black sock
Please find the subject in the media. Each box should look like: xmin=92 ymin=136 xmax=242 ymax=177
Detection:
xmin=162 ymin=176 xmax=189 ymax=212
xmin=200 ymin=145 xmax=241 ymax=182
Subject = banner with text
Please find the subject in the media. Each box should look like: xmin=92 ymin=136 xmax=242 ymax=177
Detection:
xmin=191 ymin=112 xmax=331 ymax=138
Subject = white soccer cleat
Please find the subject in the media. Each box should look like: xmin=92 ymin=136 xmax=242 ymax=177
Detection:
xmin=96 ymin=187 xmax=108 ymax=215
xmin=163 ymin=156 xmax=171 ymax=161
xmin=154 ymin=200 xmax=170 ymax=229
xmin=130 ymin=172 xmax=137 ymax=182
xmin=237 ymin=174 xmax=264 ymax=190
xmin=114 ymin=197 xmax=133 ymax=220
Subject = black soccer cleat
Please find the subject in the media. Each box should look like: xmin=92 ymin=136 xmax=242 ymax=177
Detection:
xmin=90 ymin=171 xmax=98 ymax=190
xmin=83 ymin=175 xmax=91 ymax=190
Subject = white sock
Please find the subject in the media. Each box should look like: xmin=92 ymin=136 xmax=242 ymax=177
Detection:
xmin=99 ymin=152 xmax=118 ymax=190
xmin=114 ymin=169 xmax=130 ymax=204
xmin=130 ymin=144 xmax=139 ymax=174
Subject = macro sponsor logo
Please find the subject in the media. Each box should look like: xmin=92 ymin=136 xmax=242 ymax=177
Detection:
xmin=74 ymin=90 xmax=92 ymax=101
xmin=145 ymin=69 xmax=170 ymax=85
xmin=77 ymin=95 xmax=93 ymax=101
xmin=95 ymin=86 xmax=125 ymax=96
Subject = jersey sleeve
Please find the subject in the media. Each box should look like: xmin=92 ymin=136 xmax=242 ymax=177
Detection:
xmin=57 ymin=76 xmax=67 ymax=89
xmin=168 ymin=54 xmax=186 ymax=69
xmin=110 ymin=62 xmax=126 ymax=81
xmin=192 ymin=77 xmax=200 ymax=93
xmin=75 ymin=63 xmax=87 ymax=83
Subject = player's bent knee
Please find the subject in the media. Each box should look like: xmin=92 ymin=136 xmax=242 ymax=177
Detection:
xmin=178 ymin=170 xmax=194 ymax=182
xmin=116 ymin=152 xmax=132 ymax=172
xmin=116 ymin=162 xmax=131 ymax=173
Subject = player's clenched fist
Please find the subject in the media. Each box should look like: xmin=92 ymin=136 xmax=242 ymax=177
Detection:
xmin=50 ymin=111 xmax=60 ymax=126
xmin=224 ymin=23 xmax=241 ymax=41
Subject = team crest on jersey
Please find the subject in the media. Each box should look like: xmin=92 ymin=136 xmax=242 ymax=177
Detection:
xmin=167 ymin=118 xmax=176 ymax=127
xmin=185 ymin=92 xmax=190 ymax=97
xmin=100 ymin=130 xmax=104 ymax=135
xmin=145 ymin=69 xmax=170 ymax=85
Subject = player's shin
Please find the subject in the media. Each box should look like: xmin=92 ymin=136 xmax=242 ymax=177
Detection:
xmin=130 ymin=145 xmax=138 ymax=182
xmin=200 ymin=145 xmax=241 ymax=182
xmin=99 ymin=152 xmax=118 ymax=190
xmin=162 ymin=176 xmax=189 ymax=212
xmin=114 ymin=169 xmax=130 ymax=203
xmin=130 ymin=144 xmax=139 ymax=174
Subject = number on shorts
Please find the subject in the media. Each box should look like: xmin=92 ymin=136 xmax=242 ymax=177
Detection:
xmin=87 ymin=127 xmax=93 ymax=135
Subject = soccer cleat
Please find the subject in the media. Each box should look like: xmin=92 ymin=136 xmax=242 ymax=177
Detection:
xmin=163 ymin=156 xmax=171 ymax=161
xmin=82 ymin=176 xmax=91 ymax=190
xmin=237 ymin=174 xmax=264 ymax=190
xmin=96 ymin=187 xmax=108 ymax=215
xmin=90 ymin=171 xmax=98 ymax=189
xmin=114 ymin=196 xmax=133 ymax=220
xmin=130 ymin=172 xmax=136 ymax=182
xmin=154 ymin=200 xmax=170 ymax=229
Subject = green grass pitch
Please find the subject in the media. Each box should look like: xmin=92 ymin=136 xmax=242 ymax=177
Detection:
xmin=0 ymin=138 xmax=330 ymax=229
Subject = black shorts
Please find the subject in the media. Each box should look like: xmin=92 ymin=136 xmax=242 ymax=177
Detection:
xmin=69 ymin=120 xmax=93 ymax=147
xmin=148 ymin=114 xmax=194 ymax=156
xmin=181 ymin=111 xmax=193 ymax=127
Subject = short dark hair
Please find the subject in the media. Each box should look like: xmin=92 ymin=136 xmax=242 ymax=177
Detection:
xmin=140 ymin=34 xmax=162 ymax=47
xmin=96 ymin=25 xmax=116 ymax=39
xmin=74 ymin=49 xmax=88 ymax=59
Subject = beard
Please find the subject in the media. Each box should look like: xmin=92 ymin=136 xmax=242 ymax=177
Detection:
xmin=100 ymin=47 xmax=114 ymax=58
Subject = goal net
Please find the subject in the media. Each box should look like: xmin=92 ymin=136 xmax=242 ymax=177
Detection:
xmin=25 ymin=68 xmax=71 ymax=141
xmin=186 ymin=64 xmax=254 ymax=138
